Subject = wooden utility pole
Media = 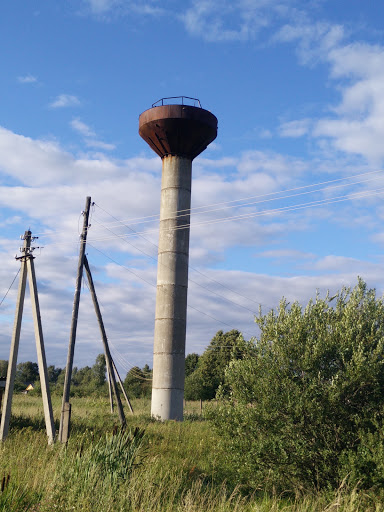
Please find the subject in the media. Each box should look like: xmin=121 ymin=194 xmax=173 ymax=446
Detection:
xmin=59 ymin=196 xmax=91 ymax=443
xmin=83 ymin=256 xmax=126 ymax=426
xmin=0 ymin=231 xmax=55 ymax=444
xmin=59 ymin=197 xmax=133 ymax=443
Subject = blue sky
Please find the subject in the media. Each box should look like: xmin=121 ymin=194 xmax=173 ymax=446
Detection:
xmin=1 ymin=0 xmax=384 ymax=375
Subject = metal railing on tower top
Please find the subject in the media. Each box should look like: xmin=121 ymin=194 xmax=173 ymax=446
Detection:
xmin=152 ymin=96 xmax=202 ymax=108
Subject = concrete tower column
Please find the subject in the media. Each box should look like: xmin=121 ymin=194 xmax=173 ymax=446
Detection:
xmin=152 ymin=155 xmax=191 ymax=420
xmin=139 ymin=99 xmax=217 ymax=420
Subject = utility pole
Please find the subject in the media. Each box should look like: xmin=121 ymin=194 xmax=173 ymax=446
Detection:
xmin=59 ymin=197 xmax=91 ymax=443
xmin=0 ymin=231 xmax=55 ymax=444
xmin=83 ymin=255 xmax=126 ymax=426
xmin=59 ymin=197 xmax=133 ymax=443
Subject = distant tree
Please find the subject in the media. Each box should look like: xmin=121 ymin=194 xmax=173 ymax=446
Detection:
xmin=0 ymin=360 xmax=8 ymax=377
xmin=52 ymin=356 xmax=109 ymax=397
xmin=142 ymin=364 xmax=151 ymax=376
xmin=92 ymin=354 xmax=106 ymax=386
xmin=197 ymin=330 xmax=244 ymax=399
xmin=13 ymin=361 xmax=39 ymax=391
xmin=47 ymin=365 xmax=62 ymax=384
xmin=73 ymin=366 xmax=92 ymax=386
xmin=124 ymin=366 xmax=151 ymax=398
xmin=184 ymin=331 xmax=245 ymax=400
xmin=185 ymin=353 xmax=199 ymax=377
xmin=54 ymin=368 xmax=66 ymax=393
xmin=16 ymin=361 xmax=39 ymax=384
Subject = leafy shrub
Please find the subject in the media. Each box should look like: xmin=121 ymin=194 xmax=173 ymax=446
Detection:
xmin=208 ymin=279 xmax=384 ymax=492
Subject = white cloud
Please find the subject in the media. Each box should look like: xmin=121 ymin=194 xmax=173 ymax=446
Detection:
xmin=0 ymin=215 xmax=22 ymax=227
xmin=204 ymin=141 xmax=221 ymax=152
xmin=312 ymin=255 xmax=383 ymax=277
xmin=49 ymin=94 xmax=81 ymax=109
xmin=85 ymin=140 xmax=116 ymax=151
xmin=259 ymin=128 xmax=273 ymax=139
xmin=236 ymin=150 xmax=307 ymax=178
xmin=275 ymin=21 xmax=345 ymax=64
xmin=312 ymin=43 xmax=384 ymax=163
xmin=256 ymin=249 xmax=315 ymax=260
xmin=71 ymin=118 xmax=116 ymax=151
xmin=182 ymin=0 xmax=283 ymax=42
xmin=85 ymin=0 xmax=118 ymax=14
xmin=130 ymin=3 xmax=164 ymax=16
xmin=83 ymin=0 xmax=165 ymax=16
xmin=71 ymin=118 xmax=96 ymax=137
xmin=271 ymin=18 xmax=384 ymax=164
xmin=17 ymin=74 xmax=38 ymax=84
xmin=279 ymin=119 xmax=311 ymax=138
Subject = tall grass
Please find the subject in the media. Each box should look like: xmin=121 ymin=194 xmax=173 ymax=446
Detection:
xmin=0 ymin=395 xmax=383 ymax=511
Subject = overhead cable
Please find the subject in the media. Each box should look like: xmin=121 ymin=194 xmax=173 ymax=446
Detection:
xmin=80 ymin=186 xmax=384 ymax=244
xmin=91 ymin=171 xmax=384 ymax=229
xmin=33 ymin=168 xmax=383 ymax=237
xmin=91 ymin=215 xmax=266 ymax=313
xmin=87 ymin=244 xmax=257 ymax=338
xmin=0 ymin=269 xmax=21 ymax=308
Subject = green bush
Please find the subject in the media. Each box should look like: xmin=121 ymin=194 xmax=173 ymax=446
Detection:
xmin=184 ymin=367 xmax=205 ymax=400
xmin=208 ymin=279 xmax=384 ymax=492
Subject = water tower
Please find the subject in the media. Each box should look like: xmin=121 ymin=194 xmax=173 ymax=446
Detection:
xmin=139 ymin=97 xmax=218 ymax=420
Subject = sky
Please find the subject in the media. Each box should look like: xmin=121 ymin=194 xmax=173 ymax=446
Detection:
xmin=1 ymin=0 xmax=384 ymax=376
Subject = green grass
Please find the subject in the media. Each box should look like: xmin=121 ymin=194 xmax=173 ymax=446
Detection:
xmin=0 ymin=395 xmax=383 ymax=511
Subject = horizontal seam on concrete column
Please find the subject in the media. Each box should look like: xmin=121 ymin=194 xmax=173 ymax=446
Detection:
xmin=156 ymin=283 xmax=188 ymax=287
xmin=160 ymin=186 xmax=191 ymax=191
xmin=159 ymin=220 xmax=190 ymax=223
xmin=153 ymin=350 xmax=185 ymax=353
xmin=152 ymin=387 xmax=184 ymax=391
xmin=154 ymin=318 xmax=187 ymax=322
xmin=157 ymin=250 xmax=189 ymax=256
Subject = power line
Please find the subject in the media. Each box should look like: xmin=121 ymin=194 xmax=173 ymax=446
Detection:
xmin=86 ymin=244 xmax=257 ymax=339
xmin=79 ymin=185 xmax=384 ymax=245
xmin=91 ymin=214 xmax=267 ymax=313
xmin=107 ymin=337 xmax=153 ymax=381
xmin=88 ymin=242 xmax=157 ymax=288
xmin=85 ymin=275 xmax=256 ymax=369
xmin=82 ymin=276 xmax=152 ymax=381
xmin=92 ymin=170 xmax=384 ymax=229
xmin=0 ymin=269 xmax=21 ymax=308
xmin=160 ymin=186 xmax=384 ymax=234
xmin=165 ymin=168 xmax=384 ymax=218
xmin=29 ymin=184 xmax=384 ymax=252
xmin=32 ymin=168 xmax=383 ymax=238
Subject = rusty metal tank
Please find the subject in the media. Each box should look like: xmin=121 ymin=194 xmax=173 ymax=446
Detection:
xmin=139 ymin=97 xmax=218 ymax=160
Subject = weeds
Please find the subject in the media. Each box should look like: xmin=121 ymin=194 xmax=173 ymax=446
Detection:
xmin=71 ymin=426 xmax=146 ymax=485
xmin=1 ymin=395 xmax=384 ymax=511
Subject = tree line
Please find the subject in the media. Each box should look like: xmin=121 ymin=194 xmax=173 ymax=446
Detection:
xmin=0 ymin=329 xmax=242 ymax=400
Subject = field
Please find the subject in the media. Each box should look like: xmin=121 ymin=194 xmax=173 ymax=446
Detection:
xmin=0 ymin=395 xmax=383 ymax=511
